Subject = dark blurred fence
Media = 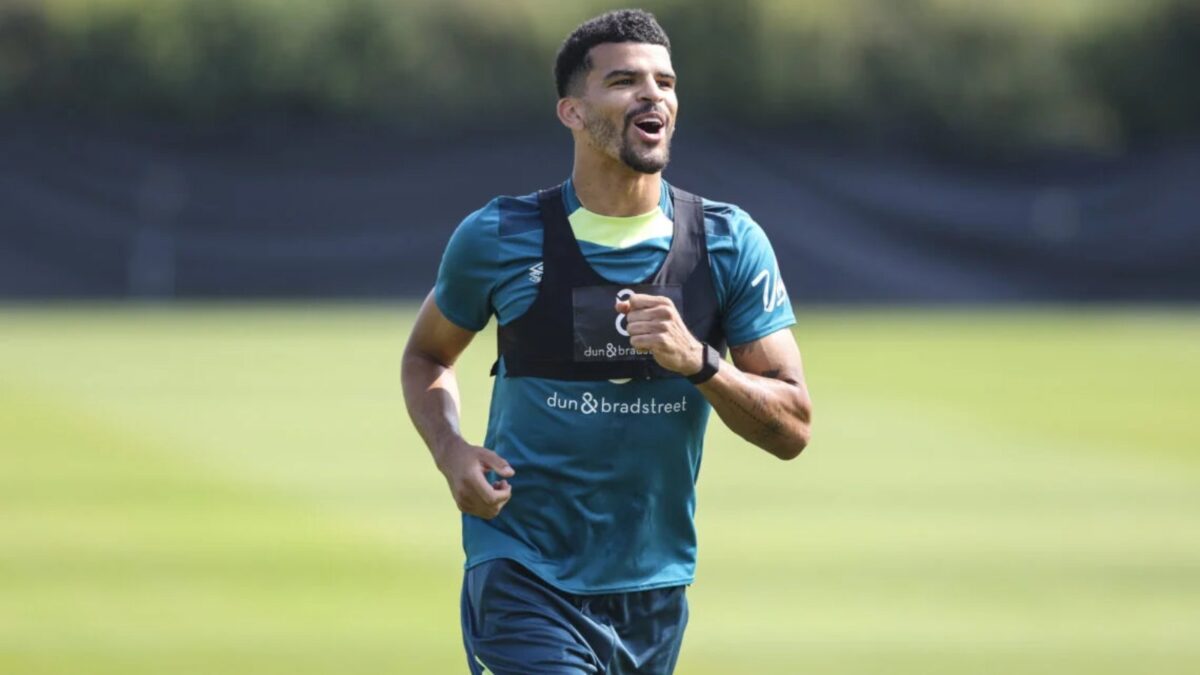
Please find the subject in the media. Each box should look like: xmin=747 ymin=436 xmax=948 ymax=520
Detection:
xmin=3 ymin=116 xmax=1198 ymax=302
xmin=2 ymin=0 xmax=1199 ymax=302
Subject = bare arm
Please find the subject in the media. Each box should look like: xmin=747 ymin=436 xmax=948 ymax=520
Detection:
xmin=618 ymin=293 xmax=813 ymax=460
xmin=698 ymin=330 xmax=812 ymax=460
xmin=401 ymin=291 xmax=515 ymax=518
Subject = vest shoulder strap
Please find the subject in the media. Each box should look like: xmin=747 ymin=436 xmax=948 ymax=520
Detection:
xmin=493 ymin=182 xmax=725 ymax=381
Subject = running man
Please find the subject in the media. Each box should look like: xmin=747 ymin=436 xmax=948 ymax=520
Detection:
xmin=402 ymin=9 xmax=813 ymax=674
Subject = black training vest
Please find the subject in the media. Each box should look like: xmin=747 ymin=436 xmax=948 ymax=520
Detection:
xmin=493 ymin=183 xmax=727 ymax=381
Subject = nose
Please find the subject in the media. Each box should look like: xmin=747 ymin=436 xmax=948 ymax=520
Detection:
xmin=638 ymin=78 xmax=665 ymax=104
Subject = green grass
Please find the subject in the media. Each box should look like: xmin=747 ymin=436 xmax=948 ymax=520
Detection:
xmin=1 ymin=305 xmax=1198 ymax=674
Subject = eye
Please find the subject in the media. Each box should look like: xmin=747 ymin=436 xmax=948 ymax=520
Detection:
xmin=658 ymin=80 xmax=674 ymax=90
xmin=611 ymin=78 xmax=634 ymax=86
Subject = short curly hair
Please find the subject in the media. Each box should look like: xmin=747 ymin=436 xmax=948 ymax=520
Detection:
xmin=554 ymin=9 xmax=671 ymax=98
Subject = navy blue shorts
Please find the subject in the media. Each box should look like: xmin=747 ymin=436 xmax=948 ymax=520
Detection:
xmin=461 ymin=559 xmax=689 ymax=675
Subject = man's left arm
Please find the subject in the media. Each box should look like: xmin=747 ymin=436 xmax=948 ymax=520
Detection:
xmin=617 ymin=295 xmax=812 ymax=460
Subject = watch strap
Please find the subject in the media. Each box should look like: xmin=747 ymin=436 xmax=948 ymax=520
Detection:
xmin=687 ymin=342 xmax=721 ymax=385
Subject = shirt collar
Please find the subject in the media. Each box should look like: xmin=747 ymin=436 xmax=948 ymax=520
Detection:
xmin=562 ymin=176 xmax=673 ymax=220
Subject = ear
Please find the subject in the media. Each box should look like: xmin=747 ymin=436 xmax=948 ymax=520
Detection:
xmin=557 ymin=97 xmax=585 ymax=131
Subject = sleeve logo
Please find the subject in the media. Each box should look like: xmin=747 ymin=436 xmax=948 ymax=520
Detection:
xmin=751 ymin=268 xmax=788 ymax=312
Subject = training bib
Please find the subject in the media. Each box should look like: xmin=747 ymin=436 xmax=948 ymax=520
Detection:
xmin=572 ymin=284 xmax=684 ymax=362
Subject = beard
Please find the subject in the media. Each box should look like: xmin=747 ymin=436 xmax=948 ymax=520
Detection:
xmin=583 ymin=106 xmax=671 ymax=174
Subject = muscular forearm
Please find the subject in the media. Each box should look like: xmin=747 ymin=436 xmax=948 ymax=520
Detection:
xmin=401 ymin=348 xmax=466 ymax=467
xmin=616 ymin=293 xmax=812 ymax=459
xmin=696 ymin=356 xmax=812 ymax=460
xmin=402 ymin=343 xmax=515 ymax=519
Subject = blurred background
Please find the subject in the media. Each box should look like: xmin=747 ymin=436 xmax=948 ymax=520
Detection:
xmin=1 ymin=0 xmax=1198 ymax=673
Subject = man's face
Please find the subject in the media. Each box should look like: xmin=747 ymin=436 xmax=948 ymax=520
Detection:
xmin=575 ymin=42 xmax=677 ymax=174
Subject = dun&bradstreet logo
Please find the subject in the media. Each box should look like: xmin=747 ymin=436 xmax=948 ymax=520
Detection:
xmin=582 ymin=342 xmax=651 ymax=359
xmin=545 ymin=391 xmax=689 ymax=415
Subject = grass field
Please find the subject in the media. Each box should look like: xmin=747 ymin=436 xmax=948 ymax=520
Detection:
xmin=2 ymin=305 xmax=1198 ymax=674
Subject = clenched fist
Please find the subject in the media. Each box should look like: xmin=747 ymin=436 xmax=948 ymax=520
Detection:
xmin=615 ymin=293 xmax=704 ymax=376
xmin=435 ymin=439 xmax=515 ymax=520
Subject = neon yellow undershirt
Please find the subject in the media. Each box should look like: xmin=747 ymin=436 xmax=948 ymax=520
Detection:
xmin=567 ymin=205 xmax=672 ymax=249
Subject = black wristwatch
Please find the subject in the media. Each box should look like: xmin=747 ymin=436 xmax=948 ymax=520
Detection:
xmin=686 ymin=342 xmax=721 ymax=385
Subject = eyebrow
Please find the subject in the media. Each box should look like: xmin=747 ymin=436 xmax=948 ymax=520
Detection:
xmin=603 ymin=69 xmax=677 ymax=81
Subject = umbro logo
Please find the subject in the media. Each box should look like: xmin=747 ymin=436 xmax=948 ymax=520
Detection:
xmin=528 ymin=262 xmax=543 ymax=284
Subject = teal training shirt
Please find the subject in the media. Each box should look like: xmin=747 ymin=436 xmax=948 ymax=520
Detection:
xmin=434 ymin=178 xmax=795 ymax=594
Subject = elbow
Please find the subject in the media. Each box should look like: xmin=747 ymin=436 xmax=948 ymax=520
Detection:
xmin=400 ymin=347 xmax=420 ymax=385
xmin=773 ymin=397 xmax=813 ymax=461
xmin=761 ymin=419 xmax=810 ymax=461
xmin=400 ymin=344 xmax=448 ymax=394
xmin=771 ymin=429 xmax=809 ymax=461
xmin=401 ymin=342 xmax=446 ymax=375
xmin=401 ymin=338 xmax=428 ymax=368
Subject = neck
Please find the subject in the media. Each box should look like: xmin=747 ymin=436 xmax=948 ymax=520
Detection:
xmin=571 ymin=145 xmax=662 ymax=217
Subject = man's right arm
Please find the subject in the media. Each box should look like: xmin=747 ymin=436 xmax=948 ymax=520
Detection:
xmin=401 ymin=291 xmax=514 ymax=520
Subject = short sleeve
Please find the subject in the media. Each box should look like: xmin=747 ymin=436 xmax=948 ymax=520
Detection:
xmin=434 ymin=201 xmax=499 ymax=331
xmin=719 ymin=208 xmax=796 ymax=346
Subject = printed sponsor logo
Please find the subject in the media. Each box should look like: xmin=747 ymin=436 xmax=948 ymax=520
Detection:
xmin=751 ymin=268 xmax=788 ymax=312
xmin=528 ymin=262 xmax=543 ymax=284
xmin=545 ymin=391 xmax=689 ymax=415
xmin=582 ymin=342 xmax=651 ymax=359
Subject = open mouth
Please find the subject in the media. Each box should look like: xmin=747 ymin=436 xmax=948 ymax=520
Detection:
xmin=630 ymin=112 xmax=667 ymax=142
xmin=634 ymin=119 xmax=664 ymax=134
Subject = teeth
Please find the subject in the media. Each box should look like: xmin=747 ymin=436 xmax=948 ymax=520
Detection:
xmin=635 ymin=115 xmax=664 ymax=127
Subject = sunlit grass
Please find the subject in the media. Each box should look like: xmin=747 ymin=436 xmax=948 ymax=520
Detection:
xmin=1 ymin=305 xmax=1197 ymax=674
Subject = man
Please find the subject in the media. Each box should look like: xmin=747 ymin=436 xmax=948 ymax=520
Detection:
xmin=402 ymin=9 xmax=813 ymax=674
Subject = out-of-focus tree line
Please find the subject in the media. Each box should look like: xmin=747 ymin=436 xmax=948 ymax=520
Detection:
xmin=0 ymin=0 xmax=1196 ymax=154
